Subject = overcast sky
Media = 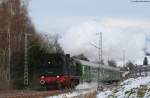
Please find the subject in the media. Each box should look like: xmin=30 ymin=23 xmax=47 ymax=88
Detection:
xmin=29 ymin=0 xmax=150 ymax=65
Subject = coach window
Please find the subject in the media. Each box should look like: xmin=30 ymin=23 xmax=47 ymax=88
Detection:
xmin=82 ymin=66 xmax=85 ymax=74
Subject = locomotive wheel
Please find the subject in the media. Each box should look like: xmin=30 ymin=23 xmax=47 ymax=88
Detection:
xmin=70 ymin=81 xmax=75 ymax=89
xmin=57 ymin=82 xmax=64 ymax=90
xmin=38 ymin=85 xmax=47 ymax=91
xmin=45 ymin=85 xmax=50 ymax=90
xmin=46 ymin=84 xmax=58 ymax=90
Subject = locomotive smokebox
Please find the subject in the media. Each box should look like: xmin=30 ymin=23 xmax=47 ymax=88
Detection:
xmin=66 ymin=54 xmax=70 ymax=58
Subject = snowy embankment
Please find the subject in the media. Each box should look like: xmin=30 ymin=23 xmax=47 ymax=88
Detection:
xmin=46 ymin=82 xmax=97 ymax=98
xmin=97 ymin=76 xmax=150 ymax=98
xmin=76 ymin=82 xmax=97 ymax=90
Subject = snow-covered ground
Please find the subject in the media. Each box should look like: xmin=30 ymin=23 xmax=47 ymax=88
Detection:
xmin=46 ymin=90 xmax=95 ymax=98
xmin=46 ymin=77 xmax=150 ymax=98
xmin=97 ymin=76 xmax=150 ymax=98
xmin=76 ymin=82 xmax=97 ymax=90
xmin=46 ymin=82 xmax=97 ymax=98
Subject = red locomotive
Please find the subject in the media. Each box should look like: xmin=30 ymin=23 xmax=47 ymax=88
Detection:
xmin=38 ymin=53 xmax=80 ymax=90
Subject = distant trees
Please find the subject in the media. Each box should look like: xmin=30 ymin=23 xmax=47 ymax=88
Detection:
xmin=143 ymin=56 xmax=148 ymax=65
xmin=126 ymin=61 xmax=135 ymax=72
xmin=120 ymin=61 xmax=135 ymax=72
xmin=40 ymin=34 xmax=64 ymax=53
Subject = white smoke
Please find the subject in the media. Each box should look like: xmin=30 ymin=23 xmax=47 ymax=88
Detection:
xmin=59 ymin=18 xmax=150 ymax=65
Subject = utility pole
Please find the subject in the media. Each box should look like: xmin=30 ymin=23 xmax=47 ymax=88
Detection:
xmin=24 ymin=33 xmax=32 ymax=88
xmin=7 ymin=21 xmax=11 ymax=89
xmin=90 ymin=32 xmax=103 ymax=87
xmin=97 ymin=32 xmax=103 ymax=86
xmin=18 ymin=0 xmax=31 ymax=88
xmin=90 ymin=32 xmax=103 ymax=90
xmin=123 ymin=50 xmax=126 ymax=67
xmin=7 ymin=0 xmax=13 ymax=89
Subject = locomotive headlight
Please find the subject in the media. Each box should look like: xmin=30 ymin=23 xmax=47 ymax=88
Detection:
xmin=57 ymin=75 xmax=60 ymax=78
xmin=41 ymin=76 xmax=45 ymax=79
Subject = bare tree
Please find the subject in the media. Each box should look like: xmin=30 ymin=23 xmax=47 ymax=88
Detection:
xmin=126 ymin=61 xmax=135 ymax=71
xmin=40 ymin=34 xmax=64 ymax=53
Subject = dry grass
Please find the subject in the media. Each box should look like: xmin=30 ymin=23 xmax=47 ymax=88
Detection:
xmin=0 ymin=90 xmax=59 ymax=98
xmin=0 ymin=90 xmax=96 ymax=98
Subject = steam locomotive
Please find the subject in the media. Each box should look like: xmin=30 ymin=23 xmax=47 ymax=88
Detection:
xmin=36 ymin=53 xmax=121 ymax=90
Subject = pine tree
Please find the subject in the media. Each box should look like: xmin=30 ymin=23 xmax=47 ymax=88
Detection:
xmin=143 ymin=57 xmax=148 ymax=65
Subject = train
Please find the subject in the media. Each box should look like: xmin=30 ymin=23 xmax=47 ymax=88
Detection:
xmin=36 ymin=53 xmax=121 ymax=90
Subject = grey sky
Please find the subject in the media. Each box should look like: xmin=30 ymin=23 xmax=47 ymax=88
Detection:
xmin=29 ymin=0 xmax=150 ymax=65
xmin=29 ymin=0 xmax=150 ymax=32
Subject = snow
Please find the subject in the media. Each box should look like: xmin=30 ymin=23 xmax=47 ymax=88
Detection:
xmin=97 ymin=76 xmax=150 ymax=98
xmin=76 ymin=82 xmax=98 ymax=90
xmin=46 ymin=77 xmax=150 ymax=98
xmin=97 ymin=91 xmax=112 ymax=98
xmin=46 ymin=89 xmax=95 ymax=98
xmin=46 ymin=82 xmax=97 ymax=98
xmin=120 ymin=77 xmax=150 ymax=91
xmin=46 ymin=92 xmax=80 ymax=98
